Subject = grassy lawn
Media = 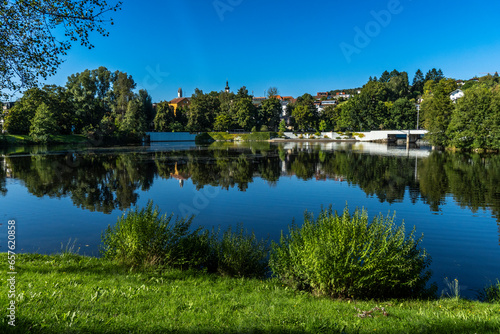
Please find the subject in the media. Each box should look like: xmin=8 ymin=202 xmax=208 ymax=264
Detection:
xmin=1 ymin=134 xmax=88 ymax=146
xmin=1 ymin=254 xmax=499 ymax=333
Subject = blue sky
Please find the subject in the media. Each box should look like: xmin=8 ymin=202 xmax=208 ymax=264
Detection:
xmin=45 ymin=0 xmax=500 ymax=102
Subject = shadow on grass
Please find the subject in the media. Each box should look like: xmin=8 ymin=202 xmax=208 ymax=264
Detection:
xmin=2 ymin=319 xmax=500 ymax=334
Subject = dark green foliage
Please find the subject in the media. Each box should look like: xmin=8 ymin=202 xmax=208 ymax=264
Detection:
xmin=258 ymin=98 xmax=281 ymax=129
xmin=101 ymin=201 xmax=269 ymax=277
xmin=29 ymin=102 xmax=59 ymax=142
xmin=421 ymin=79 xmax=456 ymax=147
xmin=269 ymin=205 xmax=436 ymax=299
xmin=389 ymin=97 xmax=417 ymax=129
xmin=208 ymin=224 xmax=269 ymax=278
xmin=101 ymin=201 xmax=205 ymax=269
xmin=478 ymin=280 xmax=500 ymax=303
xmin=4 ymin=87 xmax=46 ymax=134
xmin=153 ymin=101 xmax=174 ymax=132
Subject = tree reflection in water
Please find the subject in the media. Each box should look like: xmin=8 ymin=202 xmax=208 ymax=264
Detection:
xmin=1 ymin=145 xmax=499 ymax=238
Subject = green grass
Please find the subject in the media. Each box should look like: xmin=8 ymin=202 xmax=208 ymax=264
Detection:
xmin=1 ymin=253 xmax=499 ymax=333
xmin=195 ymin=132 xmax=275 ymax=143
xmin=0 ymin=134 xmax=87 ymax=146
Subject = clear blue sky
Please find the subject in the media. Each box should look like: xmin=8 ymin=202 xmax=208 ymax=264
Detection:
xmin=45 ymin=0 xmax=500 ymax=102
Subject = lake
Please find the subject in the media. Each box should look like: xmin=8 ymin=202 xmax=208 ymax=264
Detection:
xmin=1 ymin=141 xmax=499 ymax=298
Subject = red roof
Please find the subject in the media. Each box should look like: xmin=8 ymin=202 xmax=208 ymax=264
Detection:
xmin=170 ymin=97 xmax=189 ymax=104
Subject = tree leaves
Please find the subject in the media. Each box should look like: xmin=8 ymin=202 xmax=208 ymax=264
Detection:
xmin=0 ymin=0 xmax=122 ymax=98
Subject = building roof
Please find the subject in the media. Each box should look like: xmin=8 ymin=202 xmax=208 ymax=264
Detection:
xmin=170 ymin=97 xmax=189 ymax=104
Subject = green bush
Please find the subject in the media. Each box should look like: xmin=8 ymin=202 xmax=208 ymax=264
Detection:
xmin=251 ymin=126 xmax=258 ymax=133
xmin=101 ymin=201 xmax=268 ymax=278
xmin=298 ymin=134 xmax=303 ymax=139
xmin=260 ymin=125 xmax=269 ymax=132
xmin=269 ymin=205 xmax=436 ymax=300
xmin=209 ymin=224 xmax=269 ymax=278
xmin=101 ymin=201 xmax=206 ymax=269
xmin=315 ymin=131 xmax=321 ymax=136
xmin=478 ymin=280 xmax=500 ymax=302
xmin=336 ymin=136 xmax=341 ymax=140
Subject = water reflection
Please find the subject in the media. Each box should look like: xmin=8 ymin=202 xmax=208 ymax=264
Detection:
xmin=2 ymin=143 xmax=500 ymax=228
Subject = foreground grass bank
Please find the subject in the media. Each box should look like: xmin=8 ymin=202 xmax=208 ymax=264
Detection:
xmin=1 ymin=254 xmax=499 ymax=333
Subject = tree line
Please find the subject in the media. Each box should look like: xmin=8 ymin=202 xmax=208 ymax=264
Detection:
xmin=420 ymin=74 xmax=500 ymax=150
xmin=4 ymin=67 xmax=153 ymax=142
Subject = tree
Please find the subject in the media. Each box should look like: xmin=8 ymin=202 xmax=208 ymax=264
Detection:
xmin=267 ymin=87 xmax=279 ymax=99
xmin=4 ymin=87 xmax=47 ymax=134
xmin=447 ymin=86 xmax=500 ymax=150
xmin=258 ymin=98 xmax=282 ymax=129
xmin=292 ymin=105 xmax=316 ymax=131
xmin=425 ymin=68 xmax=445 ymax=83
xmin=421 ymin=80 xmax=455 ymax=146
xmin=236 ymin=86 xmax=252 ymax=100
xmin=29 ymin=102 xmax=59 ymax=141
xmin=66 ymin=69 xmax=100 ymax=131
xmin=122 ymin=99 xmax=146 ymax=135
xmin=321 ymin=105 xmax=341 ymax=130
xmin=0 ymin=0 xmax=122 ymax=98
xmin=138 ymin=89 xmax=154 ymax=129
xmin=389 ymin=98 xmax=417 ymax=130
xmin=233 ymin=98 xmax=256 ymax=131
xmin=379 ymin=70 xmax=391 ymax=83
xmin=154 ymin=102 xmax=174 ymax=132
xmin=112 ymin=71 xmax=136 ymax=117
xmin=294 ymin=93 xmax=318 ymax=129
xmin=213 ymin=113 xmax=233 ymax=131
xmin=278 ymin=119 xmax=287 ymax=133
xmin=40 ymin=85 xmax=74 ymax=135
xmin=187 ymin=89 xmax=220 ymax=131
xmin=388 ymin=72 xmax=410 ymax=100
xmin=412 ymin=69 xmax=425 ymax=96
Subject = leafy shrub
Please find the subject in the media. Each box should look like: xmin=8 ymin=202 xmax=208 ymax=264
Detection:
xmin=315 ymin=131 xmax=321 ymax=136
xmin=260 ymin=125 xmax=269 ymax=132
xmin=101 ymin=201 xmax=268 ymax=278
xmin=298 ymin=134 xmax=303 ymax=139
xmin=324 ymin=135 xmax=329 ymax=139
xmin=251 ymin=126 xmax=258 ymax=133
xmin=478 ymin=280 xmax=500 ymax=302
xmin=336 ymin=136 xmax=341 ymax=140
xmin=310 ymin=135 xmax=315 ymax=139
xmin=101 ymin=201 xmax=206 ymax=269
xmin=269 ymin=205 xmax=436 ymax=300
xmin=209 ymin=224 xmax=269 ymax=278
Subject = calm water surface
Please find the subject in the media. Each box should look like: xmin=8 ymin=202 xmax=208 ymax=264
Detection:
xmin=1 ymin=141 xmax=499 ymax=298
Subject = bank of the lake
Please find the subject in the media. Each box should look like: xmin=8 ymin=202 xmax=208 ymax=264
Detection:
xmin=0 ymin=134 xmax=88 ymax=146
xmin=1 ymin=253 xmax=499 ymax=334
xmin=0 ymin=133 xmax=147 ymax=147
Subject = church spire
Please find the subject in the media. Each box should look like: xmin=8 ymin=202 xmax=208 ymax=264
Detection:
xmin=225 ymin=80 xmax=230 ymax=93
